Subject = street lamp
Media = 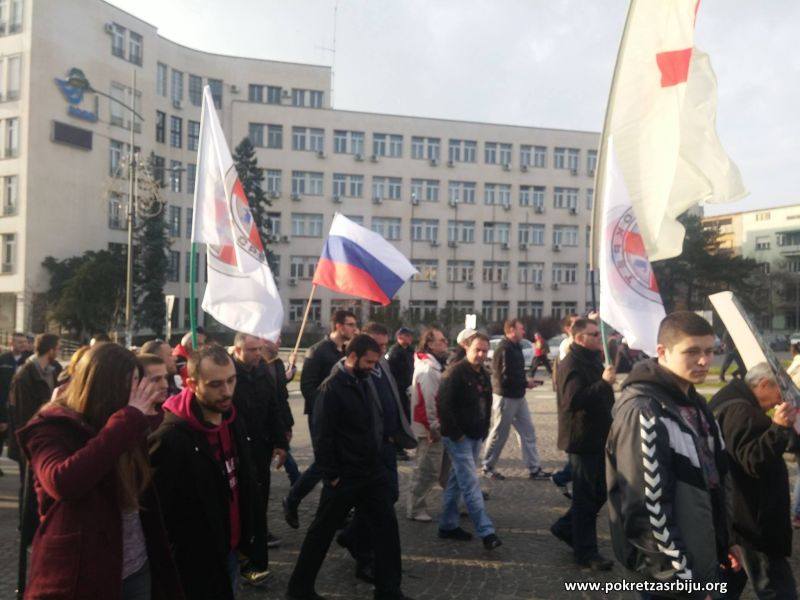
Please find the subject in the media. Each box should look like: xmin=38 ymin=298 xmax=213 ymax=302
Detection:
xmin=68 ymin=68 xmax=144 ymax=347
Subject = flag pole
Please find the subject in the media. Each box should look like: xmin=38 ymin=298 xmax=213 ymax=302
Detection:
xmin=291 ymin=284 xmax=317 ymax=366
xmin=189 ymin=244 xmax=198 ymax=349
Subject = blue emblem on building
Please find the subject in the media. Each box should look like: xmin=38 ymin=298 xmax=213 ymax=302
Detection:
xmin=54 ymin=68 xmax=98 ymax=123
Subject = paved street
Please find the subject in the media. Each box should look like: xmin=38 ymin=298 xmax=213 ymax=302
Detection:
xmin=1 ymin=374 xmax=798 ymax=599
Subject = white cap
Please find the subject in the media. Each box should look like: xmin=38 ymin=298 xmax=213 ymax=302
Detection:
xmin=456 ymin=328 xmax=477 ymax=345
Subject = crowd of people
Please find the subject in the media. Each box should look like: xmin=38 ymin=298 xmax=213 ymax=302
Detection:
xmin=0 ymin=308 xmax=799 ymax=599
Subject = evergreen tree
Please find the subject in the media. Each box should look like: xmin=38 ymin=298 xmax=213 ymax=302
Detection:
xmin=134 ymin=207 xmax=170 ymax=336
xmin=233 ymin=137 xmax=271 ymax=244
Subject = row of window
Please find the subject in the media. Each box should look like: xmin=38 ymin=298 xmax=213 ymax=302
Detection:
xmin=0 ymin=54 xmax=21 ymax=102
xmin=248 ymin=85 xmax=324 ymax=108
xmin=156 ymin=65 xmax=223 ymax=109
xmin=0 ymin=231 xmax=14 ymax=273
xmin=0 ymin=0 xmax=23 ymax=36
xmin=0 ymin=117 xmax=18 ymax=158
xmin=155 ymin=113 xmax=200 ymax=150
xmin=249 ymin=123 xmax=596 ymax=172
xmin=109 ymin=22 xmax=142 ymax=66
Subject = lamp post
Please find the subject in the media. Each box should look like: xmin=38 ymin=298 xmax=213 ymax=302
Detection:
xmin=67 ymin=68 xmax=145 ymax=347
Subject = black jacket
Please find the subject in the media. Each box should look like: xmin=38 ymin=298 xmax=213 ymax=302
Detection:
xmin=709 ymin=379 xmax=794 ymax=556
xmin=8 ymin=359 xmax=55 ymax=462
xmin=149 ymin=403 xmax=266 ymax=600
xmin=265 ymin=357 xmax=294 ymax=431
xmin=232 ymin=357 xmax=289 ymax=452
xmin=300 ymin=338 xmax=344 ymax=415
xmin=556 ymin=342 xmax=614 ymax=453
xmin=437 ymin=359 xmax=492 ymax=441
xmin=0 ymin=350 xmax=28 ymax=417
xmin=312 ymin=362 xmax=384 ymax=482
xmin=386 ymin=343 xmax=414 ymax=398
xmin=491 ymin=337 xmax=527 ymax=398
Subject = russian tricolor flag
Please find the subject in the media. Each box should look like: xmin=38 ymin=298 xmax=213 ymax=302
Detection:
xmin=313 ymin=213 xmax=417 ymax=305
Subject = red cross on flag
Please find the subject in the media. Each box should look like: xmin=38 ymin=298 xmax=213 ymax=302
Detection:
xmin=592 ymin=0 xmax=747 ymax=265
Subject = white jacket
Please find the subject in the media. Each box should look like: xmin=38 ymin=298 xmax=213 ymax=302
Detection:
xmin=410 ymin=351 xmax=444 ymax=437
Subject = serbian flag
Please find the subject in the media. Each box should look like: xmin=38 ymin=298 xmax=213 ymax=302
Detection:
xmin=313 ymin=213 xmax=417 ymax=305
xmin=191 ymin=86 xmax=284 ymax=340
xmin=591 ymin=0 xmax=746 ymax=264
xmin=599 ymin=136 xmax=665 ymax=355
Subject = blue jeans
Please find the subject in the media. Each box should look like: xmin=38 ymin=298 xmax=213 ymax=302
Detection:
xmin=284 ymin=449 xmax=300 ymax=485
xmin=440 ymin=436 xmax=495 ymax=538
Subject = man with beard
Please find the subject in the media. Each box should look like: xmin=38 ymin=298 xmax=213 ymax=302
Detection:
xmin=287 ymin=334 xmax=413 ymax=600
xmin=150 ymin=344 xmax=269 ymax=598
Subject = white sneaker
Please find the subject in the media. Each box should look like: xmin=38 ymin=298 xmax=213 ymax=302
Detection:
xmin=407 ymin=511 xmax=433 ymax=522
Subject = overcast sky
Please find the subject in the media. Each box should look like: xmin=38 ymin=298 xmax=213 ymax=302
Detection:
xmin=108 ymin=0 xmax=799 ymax=217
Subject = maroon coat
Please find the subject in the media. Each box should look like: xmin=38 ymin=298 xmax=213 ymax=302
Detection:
xmin=17 ymin=404 xmax=184 ymax=600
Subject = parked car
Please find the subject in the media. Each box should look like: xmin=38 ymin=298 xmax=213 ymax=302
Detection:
xmin=487 ymin=336 xmax=535 ymax=371
xmin=789 ymin=332 xmax=800 ymax=348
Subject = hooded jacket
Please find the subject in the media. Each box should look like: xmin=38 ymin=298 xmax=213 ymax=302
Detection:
xmin=17 ymin=404 xmax=183 ymax=600
xmin=708 ymin=378 xmax=794 ymax=556
xmin=606 ymin=359 xmax=731 ymax=599
xmin=149 ymin=388 xmax=266 ymax=600
xmin=556 ymin=342 xmax=615 ymax=453
xmin=411 ymin=351 xmax=445 ymax=437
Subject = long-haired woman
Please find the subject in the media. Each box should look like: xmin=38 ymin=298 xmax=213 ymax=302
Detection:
xmin=17 ymin=342 xmax=184 ymax=600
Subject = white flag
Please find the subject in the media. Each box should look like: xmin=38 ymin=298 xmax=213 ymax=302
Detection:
xmin=599 ymin=136 xmax=665 ymax=356
xmin=191 ymin=86 xmax=283 ymax=341
xmin=592 ymin=0 xmax=746 ymax=264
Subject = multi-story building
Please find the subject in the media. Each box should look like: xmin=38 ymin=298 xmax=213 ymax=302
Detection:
xmin=704 ymin=203 xmax=800 ymax=331
xmin=1 ymin=0 xmax=599 ymax=337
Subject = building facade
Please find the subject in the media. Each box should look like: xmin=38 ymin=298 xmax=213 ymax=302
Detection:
xmin=1 ymin=0 xmax=599 ymax=336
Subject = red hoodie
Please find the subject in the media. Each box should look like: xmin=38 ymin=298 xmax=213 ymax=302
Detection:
xmin=163 ymin=388 xmax=241 ymax=552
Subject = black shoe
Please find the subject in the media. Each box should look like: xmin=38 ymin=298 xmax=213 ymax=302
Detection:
xmin=283 ymin=496 xmax=299 ymax=529
xmin=551 ymin=475 xmax=572 ymax=499
xmin=529 ymin=468 xmax=552 ymax=480
xmin=355 ymin=563 xmax=375 ymax=584
xmin=482 ymin=533 xmax=502 ymax=550
xmin=481 ymin=468 xmax=505 ymax=481
xmin=576 ymin=555 xmax=614 ymax=571
xmin=550 ymin=523 xmax=573 ymax=548
xmin=438 ymin=526 xmax=473 ymax=541
xmin=267 ymin=532 xmax=281 ymax=548
xmin=287 ymin=591 xmax=327 ymax=600
xmin=481 ymin=490 xmax=490 ymax=501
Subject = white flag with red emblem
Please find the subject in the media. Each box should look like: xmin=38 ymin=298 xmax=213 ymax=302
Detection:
xmin=599 ymin=136 xmax=665 ymax=355
xmin=592 ymin=0 xmax=746 ymax=264
xmin=191 ymin=86 xmax=283 ymax=340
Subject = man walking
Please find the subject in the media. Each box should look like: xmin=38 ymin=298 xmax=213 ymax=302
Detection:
xmin=287 ymin=334 xmax=413 ymax=600
xmin=0 ymin=332 xmax=30 ymax=474
xmin=437 ymin=332 xmax=502 ymax=550
xmin=481 ymin=319 xmax=549 ymax=480
xmin=550 ymin=318 xmax=615 ymax=570
xmin=386 ymin=326 xmax=415 ymax=461
xmin=709 ymin=362 xmax=798 ymax=599
xmin=150 ymin=344 xmax=269 ymax=599
xmin=283 ymin=309 xmax=357 ymax=529
xmin=607 ymin=312 xmax=742 ymax=598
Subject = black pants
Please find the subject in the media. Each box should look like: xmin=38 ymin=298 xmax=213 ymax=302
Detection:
xmin=726 ymin=542 xmax=797 ymax=600
xmin=531 ymin=355 xmax=553 ymax=375
xmin=286 ymin=415 xmax=322 ymax=508
xmin=287 ymin=469 xmax=402 ymax=598
xmin=551 ymin=452 xmax=606 ymax=562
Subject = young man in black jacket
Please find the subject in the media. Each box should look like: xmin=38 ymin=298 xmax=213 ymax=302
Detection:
xmin=287 ymin=334 xmax=413 ymax=600
xmin=283 ymin=309 xmax=358 ymax=528
xmin=481 ymin=318 xmax=548 ymax=480
xmin=551 ymin=318 xmax=616 ymax=571
xmin=709 ymin=362 xmax=798 ymax=599
xmin=437 ymin=331 xmax=502 ymax=550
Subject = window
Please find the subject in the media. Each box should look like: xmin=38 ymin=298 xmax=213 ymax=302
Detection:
xmin=554 ymin=187 xmax=579 ymax=210
xmin=552 ymin=262 xmax=578 ymax=284
xmin=484 ymin=183 xmax=511 ymax=206
xmin=309 ymin=90 xmax=323 ymax=108
xmin=291 ymin=88 xmax=306 ymax=107
xmin=309 ymin=128 xmax=324 ymax=152
xmin=290 ymin=256 xmax=318 ymax=279
xmin=289 ymin=299 xmax=321 ymax=322
xmin=8 ymin=0 xmax=22 ymax=33
xmin=447 ymin=220 xmax=475 ymax=243
xmin=499 ymin=143 xmax=512 ymax=165
xmin=187 ymin=120 xmax=200 ymax=151
xmin=411 ymin=219 xmax=439 ymax=242
xmin=553 ymin=225 xmax=579 ymax=247
xmin=409 ymin=301 xmax=438 ymax=322
xmin=185 ymin=207 xmax=193 ymax=238
xmin=169 ymin=160 xmax=182 ymax=193
xmin=128 ymin=31 xmax=142 ymax=65
xmin=265 ymin=170 xmax=281 ymax=194
xmin=520 ymin=145 xmax=532 ymax=167
xmin=6 ymin=117 xmax=19 ymax=157
xmin=446 ymin=300 xmax=474 ymax=314
xmin=411 ymin=259 xmax=438 ymax=282
xmin=482 ymin=301 xmax=510 ymax=323
xmin=168 ymin=205 xmax=181 ymax=237
xmin=248 ymin=84 xmax=264 ymax=103
xmin=518 ymin=301 xmax=543 ymax=319
xmin=186 ymin=164 xmax=196 ymax=195
xmin=554 ymin=147 xmax=580 ymax=171
xmin=372 ymin=176 xmax=399 ymax=200
xmin=292 ymin=171 xmax=324 ymax=196
xmin=171 ymin=69 xmax=183 ymax=104
xmin=188 ymin=75 xmax=203 ymax=106
xmin=371 ymin=217 xmax=401 ymax=240
xmin=267 ymin=124 xmax=283 ymax=149
xmin=519 ymin=223 xmax=545 ymax=246
xmin=169 ymin=116 xmax=182 ymax=148
xmin=484 ymin=142 xmax=497 ymax=164
xmin=755 ymin=236 xmax=771 ymax=250
xmin=552 ymin=302 xmax=579 ymax=320
xmin=151 ymin=155 xmax=165 ymax=185
xmin=5 ymin=54 xmax=20 ymax=100
xmin=155 ymin=111 xmax=166 ymax=143
xmin=755 ymin=212 xmax=771 ymax=222
xmin=411 ymin=136 xmax=439 ymax=161
xmin=448 ymin=139 xmax=477 ymax=163
xmin=448 ymin=181 xmax=476 ymax=205
xmin=109 ymin=139 xmax=124 ymax=176
xmin=293 ymin=127 xmax=325 ymax=153
xmin=373 ymin=133 xmax=386 ymax=157
xmin=111 ymin=23 xmax=125 ymax=58
xmin=167 ymin=251 xmax=180 ymax=282
xmin=410 ymin=179 xmax=439 ymax=202
xmin=266 ymin=85 xmax=282 ymax=104
xmin=388 ymin=135 xmax=402 ymax=157
xmin=332 ymin=174 xmax=363 ymax=198
xmin=0 ymin=232 xmax=14 ymax=273
xmin=586 ymin=189 xmax=594 ymax=210
xmin=108 ymin=194 xmax=126 ymax=230
xmin=208 ymin=79 xmax=223 ymax=108
xmin=291 ymin=213 xmax=323 ymax=237
xmin=156 ymin=63 xmax=167 ymax=97
xmin=333 ymin=130 xmax=364 ymax=155
xmin=184 ymin=251 xmax=200 ymax=283
xmin=292 ymin=127 xmax=307 ymax=151
xmin=518 ymin=262 xmax=544 ymax=284
xmin=587 ymin=149 xmax=598 ymax=175
xmin=483 ymin=222 xmax=510 ymax=245
xmin=533 ymin=146 xmax=546 ymax=168
xmin=447 ymin=260 xmax=475 ymax=283
xmin=1 ymin=174 xmax=16 ymax=215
